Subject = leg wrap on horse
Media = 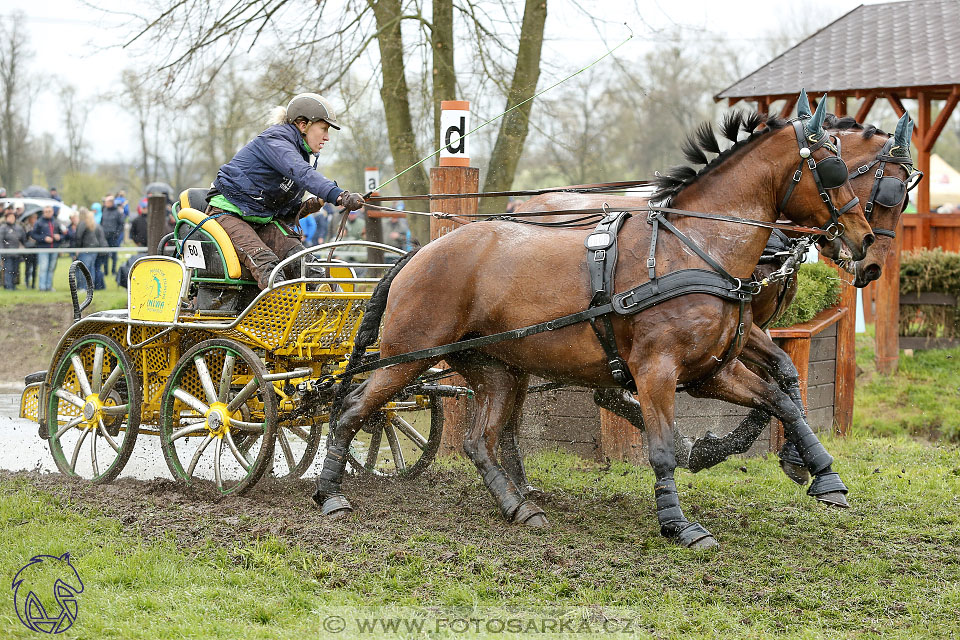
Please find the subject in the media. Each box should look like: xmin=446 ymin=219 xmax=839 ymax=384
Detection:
xmin=781 ymin=377 xmax=806 ymax=417
xmin=312 ymin=444 xmax=348 ymax=502
xmin=784 ymin=420 xmax=833 ymax=475
xmin=653 ymin=478 xmax=712 ymax=546
xmin=807 ymin=469 xmax=848 ymax=497
xmin=482 ymin=466 xmax=523 ymax=521
xmin=512 ymin=500 xmax=547 ymax=525
xmin=687 ymin=409 xmax=771 ymax=472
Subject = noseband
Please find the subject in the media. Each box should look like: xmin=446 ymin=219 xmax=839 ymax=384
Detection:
xmin=847 ymin=137 xmax=923 ymax=239
xmin=778 ymin=119 xmax=860 ymax=241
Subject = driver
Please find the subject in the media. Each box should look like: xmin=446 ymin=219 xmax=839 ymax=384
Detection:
xmin=205 ymin=93 xmax=365 ymax=289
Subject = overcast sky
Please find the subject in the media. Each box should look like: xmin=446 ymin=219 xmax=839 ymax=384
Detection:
xmin=5 ymin=0 xmax=893 ymax=164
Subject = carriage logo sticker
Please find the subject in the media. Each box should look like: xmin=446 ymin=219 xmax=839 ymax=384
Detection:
xmin=11 ymin=553 xmax=84 ymax=634
xmin=129 ymin=258 xmax=184 ymax=323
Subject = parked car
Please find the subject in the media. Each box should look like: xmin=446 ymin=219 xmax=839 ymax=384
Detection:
xmin=2 ymin=198 xmax=77 ymax=226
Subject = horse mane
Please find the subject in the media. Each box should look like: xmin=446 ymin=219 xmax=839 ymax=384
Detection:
xmin=822 ymin=113 xmax=889 ymax=140
xmin=652 ymin=111 xmax=788 ymax=202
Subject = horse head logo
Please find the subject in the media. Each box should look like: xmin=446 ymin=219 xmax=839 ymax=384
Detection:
xmin=11 ymin=553 xmax=84 ymax=634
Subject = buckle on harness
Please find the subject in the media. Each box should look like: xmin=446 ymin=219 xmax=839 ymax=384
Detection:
xmin=792 ymin=169 xmax=802 ymax=183
xmin=737 ymin=322 xmax=745 ymax=336
xmin=857 ymin=164 xmax=869 ymax=175
xmin=864 ymin=201 xmax=874 ymax=214
xmin=875 ymin=168 xmax=884 ymax=179
xmin=646 ymin=257 xmax=656 ymax=269
xmin=594 ymin=249 xmax=606 ymax=261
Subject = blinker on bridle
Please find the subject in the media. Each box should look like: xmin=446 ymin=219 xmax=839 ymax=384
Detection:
xmin=847 ymin=137 xmax=924 ymax=238
xmin=778 ymin=118 xmax=860 ymax=241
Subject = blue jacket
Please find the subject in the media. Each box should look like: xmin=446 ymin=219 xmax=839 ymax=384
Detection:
xmin=30 ymin=216 xmax=63 ymax=248
xmin=213 ymin=124 xmax=344 ymax=223
xmin=299 ymin=213 xmax=317 ymax=246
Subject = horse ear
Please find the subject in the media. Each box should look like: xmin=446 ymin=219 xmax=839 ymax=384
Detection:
xmin=797 ymin=88 xmax=812 ymax=119
xmin=805 ymin=94 xmax=827 ymax=135
xmin=59 ymin=552 xmax=71 ymax=561
xmin=893 ymin=113 xmax=913 ymax=156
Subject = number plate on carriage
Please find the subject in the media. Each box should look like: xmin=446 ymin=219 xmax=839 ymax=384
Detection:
xmin=183 ymin=240 xmax=206 ymax=269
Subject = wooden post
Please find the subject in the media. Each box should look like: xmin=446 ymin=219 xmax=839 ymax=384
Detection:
xmin=599 ymin=410 xmax=645 ymax=464
xmin=820 ymin=257 xmax=856 ymax=434
xmin=147 ymin=194 xmax=167 ymax=255
xmin=917 ymin=92 xmax=932 ymax=214
xmin=433 ymin=100 xmax=477 ymax=456
xmin=875 ymin=220 xmax=903 ymax=374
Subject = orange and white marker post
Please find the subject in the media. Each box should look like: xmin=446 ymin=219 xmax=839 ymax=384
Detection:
xmin=430 ymin=100 xmax=479 ymax=455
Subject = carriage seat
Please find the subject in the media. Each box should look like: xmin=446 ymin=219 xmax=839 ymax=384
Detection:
xmin=175 ymin=189 xmax=252 ymax=282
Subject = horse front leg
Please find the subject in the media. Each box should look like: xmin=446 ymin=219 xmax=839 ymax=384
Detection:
xmin=630 ymin=364 xmax=718 ymax=550
xmin=690 ymin=360 xmax=849 ymax=507
xmin=687 ymin=325 xmax=810 ymax=484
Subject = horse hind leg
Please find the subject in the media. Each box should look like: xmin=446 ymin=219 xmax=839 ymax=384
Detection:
xmin=313 ymin=360 xmax=435 ymax=516
xmin=497 ymin=374 xmax=541 ymax=498
xmin=453 ymin=355 xmax=548 ymax=528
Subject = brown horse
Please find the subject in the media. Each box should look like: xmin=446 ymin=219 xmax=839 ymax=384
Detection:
xmin=504 ymin=111 xmax=918 ymax=487
xmin=313 ymin=99 xmax=875 ymax=549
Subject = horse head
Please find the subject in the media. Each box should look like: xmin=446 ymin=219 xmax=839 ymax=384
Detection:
xmin=818 ymin=112 xmax=920 ymax=285
xmin=775 ymin=91 xmax=874 ymax=261
xmin=12 ymin=553 xmax=84 ymax=633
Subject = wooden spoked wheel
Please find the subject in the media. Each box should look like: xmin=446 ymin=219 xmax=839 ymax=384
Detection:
xmin=159 ymin=339 xmax=276 ymax=496
xmin=344 ymin=391 xmax=443 ymax=479
xmin=46 ymin=334 xmax=141 ymax=484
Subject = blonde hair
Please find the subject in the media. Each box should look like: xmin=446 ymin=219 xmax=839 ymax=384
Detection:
xmin=79 ymin=207 xmax=96 ymax=229
xmin=267 ymin=105 xmax=288 ymax=126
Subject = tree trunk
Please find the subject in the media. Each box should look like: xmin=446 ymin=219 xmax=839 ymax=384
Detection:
xmin=369 ymin=0 xmax=430 ymax=244
xmin=432 ymin=0 xmax=455 ymax=153
xmin=480 ymin=0 xmax=547 ymax=214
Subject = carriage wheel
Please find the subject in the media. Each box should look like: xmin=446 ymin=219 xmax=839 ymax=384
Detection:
xmin=344 ymin=390 xmax=443 ymax=479
xmin=270 ymin=416 xmax=324 ymax=480
xmin=159 ymin=339 xmax=276 ymax=496
xmin=46 ymin=334 xmax=141 ymax=484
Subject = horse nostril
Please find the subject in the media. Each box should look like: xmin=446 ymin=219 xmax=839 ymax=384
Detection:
xmin=864 ymin=264 xmax=882 ymax=282
xmin=862 ymin=233 xmax=876 ymax=250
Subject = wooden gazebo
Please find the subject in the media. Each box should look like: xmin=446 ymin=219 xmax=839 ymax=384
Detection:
xmin=716 ymin=0 xmax=960 ymax=375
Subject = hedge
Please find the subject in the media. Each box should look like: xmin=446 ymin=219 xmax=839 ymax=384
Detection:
xmin=769 ymin=262 xmax=841 ymax=328
xmin=899 ymin=249 xmax=960 ymax=296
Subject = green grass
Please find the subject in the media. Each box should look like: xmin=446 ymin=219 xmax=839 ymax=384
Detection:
xmin=0 ymin=250 xmax=135 ymax=310
xmin=2 ymin=435 xmax=959 ymax=639
xmin=854 ymin=325 xmax=960 ymax=442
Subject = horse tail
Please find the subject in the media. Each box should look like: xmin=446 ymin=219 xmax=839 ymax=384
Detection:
xmin=330 ymin=248 xmax=420 ymax=429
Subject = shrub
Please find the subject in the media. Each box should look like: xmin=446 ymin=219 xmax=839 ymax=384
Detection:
xmin=770 ymin=262 xmax=841 ymax=328
xmin=899 ymin=248 xmax=960 ymax=296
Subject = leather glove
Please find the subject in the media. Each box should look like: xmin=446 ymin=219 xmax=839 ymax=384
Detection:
xmin=298 ymin=197 xmax=323 ymax=218
xmin=338 ymin=191 xmax=365 ymax=211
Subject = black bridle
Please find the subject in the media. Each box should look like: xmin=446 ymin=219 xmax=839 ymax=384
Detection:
xmin=778 ymin=119 xmax=861 ymax=242
xmin=847 ymin=137 xmax=923 ymax=239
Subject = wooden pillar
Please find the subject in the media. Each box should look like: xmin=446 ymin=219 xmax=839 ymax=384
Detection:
xmin=432 ymin=100 xmax=478 ymax=456
xmin=599 ymin=410 xmax=645 ymax=464
xmin=833 ymin=94 xmax=847 ymax=117
xmin=875 ymin=220 xmax=903 ymax=374
xmin=862 ymin=281 xmax=875 ymax=325
xmin=147 ymin=194 xmax=167 ymax=255
xmin=821 ymin=256 xmax=856 ymax=434
xmin=917 ymin=92 xmax=931 ymax=215
xmin=854 ymin=94 xmax=877 ymax=123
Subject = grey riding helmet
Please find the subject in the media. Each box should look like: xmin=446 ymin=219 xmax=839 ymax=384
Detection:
xmin=286 ymin=93 xmax=341 ymax=130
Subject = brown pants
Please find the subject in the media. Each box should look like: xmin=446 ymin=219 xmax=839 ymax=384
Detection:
xmin=212 ymin=208 xmax=305 ymax=289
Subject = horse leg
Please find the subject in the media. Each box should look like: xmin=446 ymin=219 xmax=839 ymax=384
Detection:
xmin=313 ymin=360 xmax=435 ymax=516
xmin=686 ymin=326 xmax=809 ymax=484
xmin=630 ymin=367 xmax=718 ymax=550
xmin=689 ymin=360 xmax=849 ymax=507
xmin=497 ymin=374 xmax=541 ymax=498
xmin=454 ymin=356 xmax=548 ymax=527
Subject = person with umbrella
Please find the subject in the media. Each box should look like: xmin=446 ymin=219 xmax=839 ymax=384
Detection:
xmin=204 ymin=93 xmax=365 ymax=289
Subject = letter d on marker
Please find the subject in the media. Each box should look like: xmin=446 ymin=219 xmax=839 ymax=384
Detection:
xmin=440 ymin=100 xmax=470 ymax=167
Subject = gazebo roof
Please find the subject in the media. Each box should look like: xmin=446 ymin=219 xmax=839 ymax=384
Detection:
xmin=716 ymin=0 xmax=960 ymax=101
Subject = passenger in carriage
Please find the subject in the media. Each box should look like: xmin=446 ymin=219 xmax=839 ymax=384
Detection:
xmin=205 ymin=93 xmax=365 ymax=289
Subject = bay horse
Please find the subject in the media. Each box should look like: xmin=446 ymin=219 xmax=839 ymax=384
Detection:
xmin=505 ymin=111 xmax=919 ymax=488
xmin=314 ymin=97 xmax=875 ymax=549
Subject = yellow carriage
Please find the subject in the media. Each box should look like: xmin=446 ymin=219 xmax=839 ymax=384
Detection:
xmin=19 ymin=193 xmax=449 ymax=495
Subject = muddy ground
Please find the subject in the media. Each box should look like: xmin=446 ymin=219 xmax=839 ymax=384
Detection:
xmin=0 ymin=304 xmax=73 ymax=385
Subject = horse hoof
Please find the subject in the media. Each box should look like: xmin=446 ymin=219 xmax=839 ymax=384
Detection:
xmin=317 ymin=493 xmax=353 ymax=518
xmin=523 ymin=513 xmax=550 ymax=528
xmin=779 ymin=459 xmax=810 ymax=485
xmin=688 ymin=535 xmax=719 ymax=550
xmin=512 ymin=500 xmax=548 ymax=527
xmin=815 ymin=491 xmax=849 ymax=508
